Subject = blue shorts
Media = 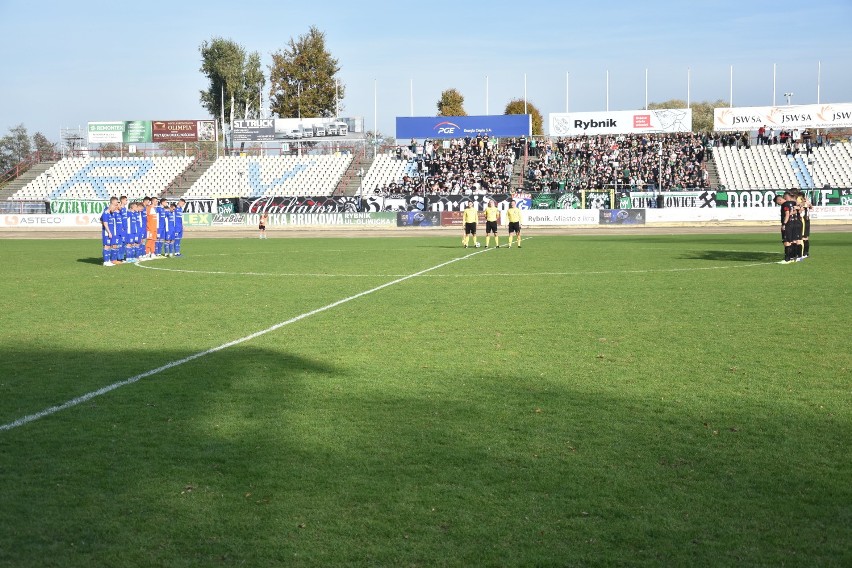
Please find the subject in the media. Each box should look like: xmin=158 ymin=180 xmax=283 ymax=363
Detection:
xmin=173 ymin=229 xmax=183 ymax=239
xmin=158 ymin=229 xmax=166 ymax=240
xmin=102 ymin=233 xmax=118 ymax=246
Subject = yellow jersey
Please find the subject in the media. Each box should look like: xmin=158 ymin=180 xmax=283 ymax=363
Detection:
xmin=484 ymin=206 xmax=500 ymax=222
xmin=462 ymin=207 xmax=478 ymax=224
xmin=506 ymin=207 xmax=521 ymax=223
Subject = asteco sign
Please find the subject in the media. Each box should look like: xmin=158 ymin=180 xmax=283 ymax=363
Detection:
xmin=434 ymin=121 xmax=460 ymax=135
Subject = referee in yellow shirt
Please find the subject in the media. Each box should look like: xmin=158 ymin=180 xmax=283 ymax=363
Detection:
xmin=506 ymin=200 xmax=522 ymax=248
xmin=484 ymin=199 xmax=501 ymax=248
xmin=462 ymin=200 xmax=478 ymax=248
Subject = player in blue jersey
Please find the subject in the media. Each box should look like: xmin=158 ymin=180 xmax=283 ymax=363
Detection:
xmin=100 ymin=197 xmax=120 ymax=266
xmin=110 ymin=201 xmax=124 ymax=264
xmin=126 ymin=202 xmax=142 ymax=262
xmin=156 ymin=198 xmax=168 ymax=256
xmin=164 ymin=203 xmax=176 ymax=257
xmin=173 ymin=199 xmax=185 ymax=256
xmin=117 ymin=195 xmax=129 ymax=261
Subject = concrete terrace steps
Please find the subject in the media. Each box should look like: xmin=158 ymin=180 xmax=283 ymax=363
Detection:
xmin=705 ymin=156 xmax=720 ymax=189
xmin=164 ymin=159 xmax=215 ymax=199
xmin=1 ymin=161 xmax=56 ymax=201
xmin=336 ymin=151 xmax=372 ymax=196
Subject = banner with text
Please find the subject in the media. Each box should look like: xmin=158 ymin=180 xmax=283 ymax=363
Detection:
xmin=242 ymin=212 xmax=397 ymax=226
xmin=88 ymin=121 xmax=153 ymax=144
xmin=522 ymin=210 xmax=599 ymax=226
xmin=714 ymin=103 xmax=852 ymax=131
xmin=152 ymin=120 xmax=216 ymax=142
xmin=89 ymin=120 xmax=213 ymax=143
xmin=549 ymin=109 xmax=692 ymax=136
xmin=232 ymin=119 xmax=275 ymax=142
xmin=396 ymin=115 xmax=531 ymax=139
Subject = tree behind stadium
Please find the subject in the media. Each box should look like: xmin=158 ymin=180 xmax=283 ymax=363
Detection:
xmin=504 ymin=99 xmax=542 ymax=135
xmin=199 ymin=38 xmax=265 ymax=149
xmin=268 ymin=27 xmax=344 ymax=119
xmin=437 ymin=89 xmax=467 ymax=116
xmin=0 ymin=125 xmax=57 ymax=174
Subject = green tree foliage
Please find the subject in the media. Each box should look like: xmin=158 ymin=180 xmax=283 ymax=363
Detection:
xmin=199 ymin=37 xmax=248 ymax=123
xmin=32 ymin=132 xmax=57 ymax=158
xmin=504 ymin=99 xmax=541 ymax=135
xmin=243 ymin=51 xmax=266 ymax=119
xmin=0 ymin=124 xmax=33 ymax=173
xmin=648 ymin=99 xmax=728 ymax=133
xmin=437 ymin=89 xmax=467 ymax=116
xmin=269 ymin=26 xmax=344 ymax=119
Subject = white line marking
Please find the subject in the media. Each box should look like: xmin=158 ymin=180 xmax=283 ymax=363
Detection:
xmin=136 ymin=259 xmax=777 ymax=278
xmin=0 ymin=249 xmax=490 ymax=432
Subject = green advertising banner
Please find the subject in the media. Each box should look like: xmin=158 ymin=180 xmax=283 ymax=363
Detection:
xmin=50 ymin=200 xmax=108 ymax=214
xmin=123 ymin=121 xmax=152 ymax=143
xmin=87 ymin=121 xmax=152 ymax=144
xmin=182 ymin=213 xmax=213 ymax=227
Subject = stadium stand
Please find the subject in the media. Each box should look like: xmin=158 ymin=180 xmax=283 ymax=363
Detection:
xmin=526 ymin=133 xmax=709 ymax=191
xmin=714 ymin=141 xmax=852 ymax=190
xmin=366 ymin=136 xmax=515 ymax=195
xmin=808 ymin=142 xmax=852 ymax=188
xmin=359 ymin=152 xmax=419 ymax=195
xmin=182 ymin=154 xmax=353 ymax=198
xmin=11 ymin=156 xmax=194 ymax=201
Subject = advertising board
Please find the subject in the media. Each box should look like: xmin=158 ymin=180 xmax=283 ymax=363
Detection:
xmin=714 ymin=103 xmax=852 ymax=131
xmin=549 ymin=109 xmax=692 ymax=136
xmin=396 ymin=115 xmax=531 ymax=139
xmin=232 ymin=119 xmax=275 ymax=142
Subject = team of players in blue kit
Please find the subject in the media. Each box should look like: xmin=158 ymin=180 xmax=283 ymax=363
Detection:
xmin=100 ymin=195 xmax=185 ymax=266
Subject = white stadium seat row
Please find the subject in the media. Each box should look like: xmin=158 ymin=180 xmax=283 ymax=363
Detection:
xmin=359 ymin=153 xmax=419 ymax=195
xmin=12 ymin=156 xmax=194 ymax=201
xmin=182 ymin=154 xmax=353 ymax=198
xmin=713 ymin=142 xmax=852 ymax=190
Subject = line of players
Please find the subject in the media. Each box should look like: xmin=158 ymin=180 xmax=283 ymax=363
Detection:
xmin=774 ymin=190 xmax=812 ymax=264
xmin=100 ymin=196 xmax=185 ymax=267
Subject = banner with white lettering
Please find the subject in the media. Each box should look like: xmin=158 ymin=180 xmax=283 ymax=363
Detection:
xmin=549 ymin=109 xmax=692 ymax=136
xmin=521 ymin=210 xmax=599 ymax=226
xmin=232 ymin=119 xmax=275 ymax=142
xmin=714 ymin=103 xmax=852 ymax=131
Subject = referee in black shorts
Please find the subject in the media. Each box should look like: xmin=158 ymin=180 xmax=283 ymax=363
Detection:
xmin=462 ymin=200 xmax=478 ymax=248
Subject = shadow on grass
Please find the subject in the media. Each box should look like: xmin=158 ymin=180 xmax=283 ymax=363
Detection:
xmin=681 ymin=250 xmax=781 ymax=262
xmin=0 ymin=347 xmax=847 ymax=567
xmin=77 ymin=257 xmax=106 ymax=265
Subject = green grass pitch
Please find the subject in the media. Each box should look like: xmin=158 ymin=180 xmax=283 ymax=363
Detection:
xmin=0 ymin=232 xmax=849 ymax=567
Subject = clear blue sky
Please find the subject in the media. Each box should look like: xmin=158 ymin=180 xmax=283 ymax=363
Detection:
xmin=2 ymin=0 xmax=851 ymax=141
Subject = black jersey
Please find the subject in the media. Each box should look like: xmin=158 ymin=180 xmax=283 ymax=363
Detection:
xmin=781 ymin=200 xmax=797 ymax=223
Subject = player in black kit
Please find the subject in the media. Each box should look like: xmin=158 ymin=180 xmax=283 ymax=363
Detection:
xmin=796 ymin=191 xmax=812 ymax=258
xmin=775 ymin=191 xmax=802 ymax=263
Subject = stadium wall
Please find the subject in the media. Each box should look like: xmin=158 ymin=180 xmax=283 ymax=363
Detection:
xmin=2 ymin=206 xmax=850 ymax=232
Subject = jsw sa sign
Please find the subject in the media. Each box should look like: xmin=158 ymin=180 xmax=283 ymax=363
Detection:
xmin=396 ymin=115 xmax=530 ymax=140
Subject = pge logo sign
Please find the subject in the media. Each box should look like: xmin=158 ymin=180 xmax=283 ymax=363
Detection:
xmin=434 ymin=121 xmax=460 ymax=135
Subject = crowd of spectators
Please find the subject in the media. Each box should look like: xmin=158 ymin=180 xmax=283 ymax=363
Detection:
xmin=709 ymin=128 xmax=831 ymax=156
xmin=525 ymin=132 xmax=709 ymax=191
xmin=369 ymin=134 xmax=516 ymax=196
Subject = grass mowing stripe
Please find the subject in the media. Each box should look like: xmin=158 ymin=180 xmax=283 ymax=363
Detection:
xmin=0 ymin=247 xmax=492 ymax=432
